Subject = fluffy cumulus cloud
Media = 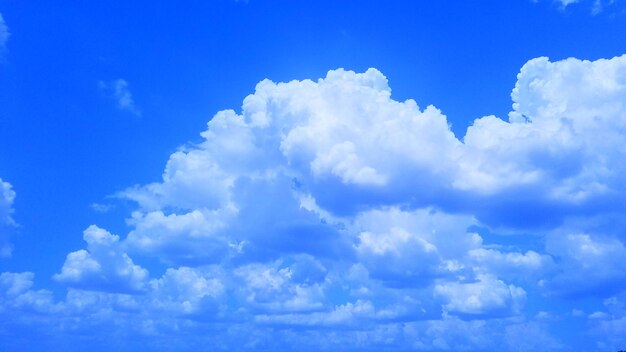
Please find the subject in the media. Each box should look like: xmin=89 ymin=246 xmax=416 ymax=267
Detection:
xmin=4 ymin=55 xmax=626 ymax=350
xmin=434 ymin=274 xmax=526 ymax=317
xmin=54 ymin=225 xmax=148 ymax=293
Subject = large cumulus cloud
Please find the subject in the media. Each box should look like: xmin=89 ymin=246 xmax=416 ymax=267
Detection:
xmin=3 ymin=54 xmax=626 ymax=350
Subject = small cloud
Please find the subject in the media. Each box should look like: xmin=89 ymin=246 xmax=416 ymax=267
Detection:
xmin=558 ymin=0 xmax=579 ymax=7
xmin=592 ymin=0 xmax=604 ymax=14
xmin=535 ymin=311 xmax=559 ymax=321
xmin=90 ymin=202 xmax=114 ymax=213
xmin=99 ymin=79 xmax=141 ymax=116
xmin=591 ymin=0 xmax=623 ymax=15
xmin=544 ymin=0 xmax=623 ymax=14
xmin=589 ymin=311 xmax=609 ymax=319
xmin=0 ymin=178 xmax=16 ymax=258
xmin=0 ymin=13 xmax=9 ymax=50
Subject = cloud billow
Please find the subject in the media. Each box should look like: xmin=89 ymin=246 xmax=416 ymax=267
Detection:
xmin=4 ymin=55 xmax=626 ymax=350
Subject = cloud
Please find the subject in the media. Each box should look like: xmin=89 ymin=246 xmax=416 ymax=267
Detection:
xmin=353 ymin=207 xmax=479 ymax=287
xmin=112 ymin=55 xmax=626 ymax=311
xmin=459 ymin=55 xmax=626 ymax=227
xmin=0 ymin=272 xmax=60 ymax=316
xmin=0 ymin=178 xmax=16 ymax=257
xmin=235 ymin=259 xmax=326 ymax=313
xmin=5 ymin=54 xmax=626 ymax=349
xmin=0 ymin=13 xmax=8 ymax=50
xmin=149 ymin=266 xmax=224 ymax=314
xmin=125 ymin=209 xmax=235 ymax=264
xmin=545 ymin=231 xmax=626 ymax=296
xmin=99 ymin=79 xmax=141 ymax=116
xmin=0 ymin=272 xmax=33 ymax=297
xmin=90 ymin=202 xmax=114 ymax=213
xmin=434 ymin=274 xmax=526 ymax=316
xmin=0 ymin=178 xmax=15 ymax=226
xmin=544 ymin=0 xmax=624 ymax=14
xmin=557 ymin=0 xmax=579 ymax=7
xmin=54 ymin=225 xmax=148 ymax=293
xmin=468 ymin=247 xmax=554 ymax=281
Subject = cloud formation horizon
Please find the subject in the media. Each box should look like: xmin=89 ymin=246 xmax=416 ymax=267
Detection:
xmin=3 ymin=54 xmax=626 ymax=351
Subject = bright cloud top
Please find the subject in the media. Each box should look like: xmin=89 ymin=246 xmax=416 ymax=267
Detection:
xmin=4 ymin=55 xmax=626 ymax=350
xmin=54 ymin=225 xmax=148 ymax=293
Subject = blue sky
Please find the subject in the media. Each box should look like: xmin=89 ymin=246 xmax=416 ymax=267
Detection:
xmin=2 ymin=0 xmax=626 ymax=351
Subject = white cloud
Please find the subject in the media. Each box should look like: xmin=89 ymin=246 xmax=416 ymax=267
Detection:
xmin=11 ymin=54 xmax=626 ymax=349
xmin=461 ymin=56 xmax=626 ymax=202
xmin=125 ymin=209 xmax=235 ymax=264
xmin=353 ymin=207 xmax=479 ymax=287
xmin=0 ymin=272 xmax=60 ymax=315
xmin=0 ymin=272 xmax=33 ymax=297
xmin=0 ymin=178 xmax=16 ymax=257
xmin=587 ymin=295 xmax=626 ymax=351
xmin=54 ymin=225 xmax=148 ymax=293
xmin=404 ymin=316 xmax=503 ymax=351
xmin=434 ymin=274 xmax=526 ymax=316
xmin=0 ymin=178 xmax=15 ymax=226
xmin=121 ymin=56 xmax=626 ymax=234
xmin=149 ymin=266 xmax=224 ymax=314
xmin=558 ymin=0 xmax=579 ymax=7
xmin=545 ymin=231 xmax=626 ymax=296
xmin=468 ymin=247 xmax=554 ymax=281
xmin=99 ymin=79 xmax=141 ymax=116
xmin=127 ymin=68 xmax=460 ymax=214
xmin=90 ymin=202 xmax=114 ymax=213
xmin=234 ymin=257 xmax=327 ymax=313
xmin=107 ymin=56 xmax=626 ymax=309
xmin=0 ymin=13 xmax=8 ymax=50
xmin=546 ymin=0 xmax=624 ymax=14
xmin=254 ymin=299 xmax=375 ymax=326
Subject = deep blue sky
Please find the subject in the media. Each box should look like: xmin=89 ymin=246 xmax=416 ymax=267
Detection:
xmin=2 ymin=1 xmax=626 ymax=351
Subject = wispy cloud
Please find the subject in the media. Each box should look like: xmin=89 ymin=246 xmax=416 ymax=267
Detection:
xmin=0 ymin=13 xmax=9 ymax=51
xmin=548 ymin=0 xmax=622 ymax=14
xmin=558 ymin=0 xmax=580 ymax=7
xmin=0 ymin=178 xmax=16 ymax=257
xmin=90 ymin=202 xmax=114 ymax=213
xmin=99 ymin=79 xmax=141 ymax=116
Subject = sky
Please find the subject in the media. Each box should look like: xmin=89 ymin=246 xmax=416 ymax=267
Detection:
xmin=1 ymin=0 xmax=626 ymax=351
